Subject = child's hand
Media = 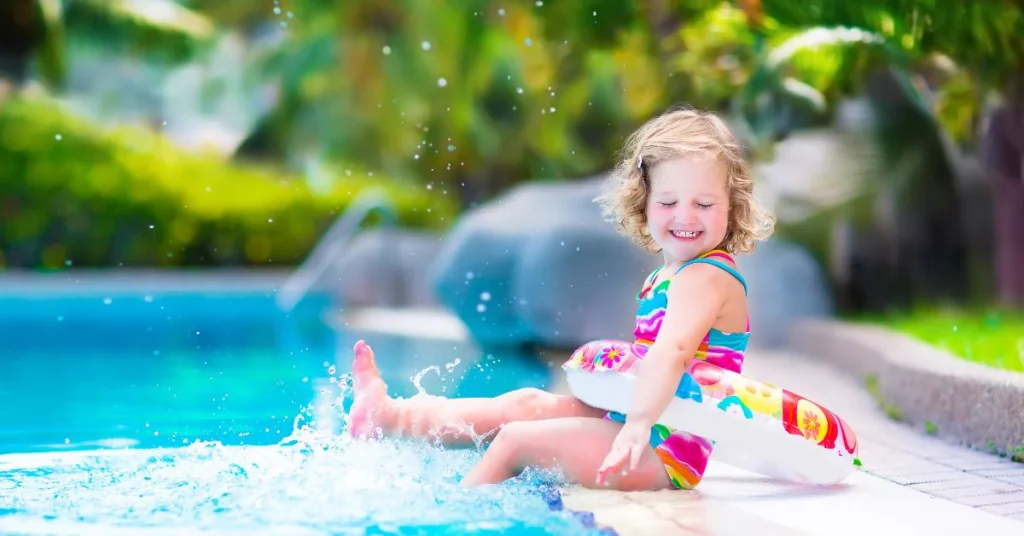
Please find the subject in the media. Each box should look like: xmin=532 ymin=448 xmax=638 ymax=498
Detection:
xmin=596 ymin=420 xmax=651 ymax=485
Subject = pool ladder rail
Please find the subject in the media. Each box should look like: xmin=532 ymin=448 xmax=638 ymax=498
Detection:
xmin=275 ymin=186 xmax=396 ymax=313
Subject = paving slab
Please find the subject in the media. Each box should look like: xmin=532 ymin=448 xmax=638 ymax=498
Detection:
xmin=347 ymin=308 xmax=1024 ymax=534
xmin=552 ymin=346 xmax=1024 ymax=534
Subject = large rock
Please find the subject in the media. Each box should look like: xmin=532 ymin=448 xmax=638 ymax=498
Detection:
xmin=329 ymin=228 xmax=445 ymax=308
xmin=736 ymin=239 xmax=834 ymax=348
xmin=428 ymin=177 xmax=834 ymax=350
xmin=429 ymin=177 xmax=660 ymax=348
xmin=514 ymin=220 xmax=657 ymax=347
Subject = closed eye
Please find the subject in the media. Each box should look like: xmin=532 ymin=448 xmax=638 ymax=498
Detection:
xmin=697 ymin=203 xmax=713 ymax=209
xmin=659 ymin=202 xmax=677 ymax=207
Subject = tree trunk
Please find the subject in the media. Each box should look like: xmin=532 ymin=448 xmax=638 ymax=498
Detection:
xmin=984 ymin=95 xmax=1024 ymax=307
xmin=0 ymin=0 xmax=41 ymax=85
xmin=993 ymin=178 xmax=1024 ymax=306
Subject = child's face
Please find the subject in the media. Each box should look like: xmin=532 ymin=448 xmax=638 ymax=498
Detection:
xmin=645 ymin=155 xmax=731 ymax=264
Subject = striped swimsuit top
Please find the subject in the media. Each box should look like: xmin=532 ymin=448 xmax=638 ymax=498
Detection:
xmin=633 ymin=249 xmax=749 ymax=374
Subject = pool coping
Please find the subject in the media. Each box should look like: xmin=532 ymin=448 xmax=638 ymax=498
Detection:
xmin=787 ymin=319 xmax=1024 ymax=459
xmin=0 ymin=268 xmax=292 ymax=293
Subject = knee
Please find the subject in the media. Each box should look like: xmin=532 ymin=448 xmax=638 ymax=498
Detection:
xmin=488 ymin=421 xmax=532 ymax=460
xmin=505 ymin=387 xmax=558 ymax=418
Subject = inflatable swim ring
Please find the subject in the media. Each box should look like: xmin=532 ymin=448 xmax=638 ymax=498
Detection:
xmin=563 ymin=346 xmax=861 ymax=486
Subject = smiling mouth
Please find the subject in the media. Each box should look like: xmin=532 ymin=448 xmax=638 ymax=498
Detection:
xmin=670 ymin=230 xmax=701 ymax=239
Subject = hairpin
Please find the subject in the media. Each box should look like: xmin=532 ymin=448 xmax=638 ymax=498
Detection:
xmin=636 ymin=155 xmax=643 ymax=170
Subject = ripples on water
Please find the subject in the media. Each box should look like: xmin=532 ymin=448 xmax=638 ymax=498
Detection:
xmin=0 ymin=387 xmax=608 ymax=535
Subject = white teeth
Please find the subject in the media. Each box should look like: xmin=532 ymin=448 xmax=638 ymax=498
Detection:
xmin=671 ymin=231 xmax=699 ymax=238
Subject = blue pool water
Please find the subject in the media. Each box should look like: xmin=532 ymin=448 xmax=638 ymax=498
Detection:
xmin=0 ymin=282 xmax=608 ymax=535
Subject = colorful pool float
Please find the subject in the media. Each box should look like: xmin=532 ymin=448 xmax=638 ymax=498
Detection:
xmin=563 ymin=346 xmax=861 ymax=486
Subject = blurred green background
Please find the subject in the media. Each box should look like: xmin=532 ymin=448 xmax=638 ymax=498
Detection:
xmin=1 ymin=1 xmax=1023 ymax=346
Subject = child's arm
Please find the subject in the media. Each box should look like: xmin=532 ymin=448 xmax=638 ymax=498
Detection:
xmin=625 ymin=263 xmax=728 ymax=427
xmin=597 ymin=264 xmax=728 ymax=482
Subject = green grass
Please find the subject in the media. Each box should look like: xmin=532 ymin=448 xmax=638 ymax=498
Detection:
xmin=856 ymin=309 xmax=1024 ymax=373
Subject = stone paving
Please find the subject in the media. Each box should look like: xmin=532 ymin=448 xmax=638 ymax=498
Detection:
xmin=346 ymin=308 xmax=1024 ymax=533
xmin=543 ymin=346 xmax=1024 ymax=533
xmin=743 ymin=348 xmax=1024 ymax=521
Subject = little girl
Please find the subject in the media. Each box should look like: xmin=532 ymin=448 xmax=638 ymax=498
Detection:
xmin=347 ymin=105 xmax=775 ymax=492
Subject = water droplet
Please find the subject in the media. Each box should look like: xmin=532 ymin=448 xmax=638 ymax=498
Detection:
xmin=55 ymin=134 xmax=62 ymax=141
xmin=328 ymin=365 xmax=336 ymax=375
xmin=103 ymin=298 xmax=112 ymax=305
xmin=64 ymin=260 xmax=72 ymax=266
xmin=421 ymin=41 xmax=432 ymax=51
xmin=498 ymin=8 xmax=506 ymax=16
xmin=480 ymin=291 xmax=492 ymax=301
xmin=273 ymin=7 xmax=281 ymax=14
xmin=524 ymin=38 xmax=532 ymax=47
xmin=144 ymin=295 xmax=153 ymax=303
xmin=382 ymin=46 xmax=392 ymax=55
xmin=268 ymin=218 xmax=274 ymax=223
xmin=437 ymin=77 xmax=447 ymax=87
xmin=476 ymin=303 xmax=486 ymax=313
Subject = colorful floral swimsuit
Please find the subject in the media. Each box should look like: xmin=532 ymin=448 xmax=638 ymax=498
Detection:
xmin=563 ymin=249 xmax=749 ymax=490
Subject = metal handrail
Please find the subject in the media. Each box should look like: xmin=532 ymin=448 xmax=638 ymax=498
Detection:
xmin=275 ymin=186 xmax=395 ymax=312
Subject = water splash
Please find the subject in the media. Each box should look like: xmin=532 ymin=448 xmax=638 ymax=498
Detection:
xmin=0 ymin=423 xmax=600 ymax=535
xmin=411 ymin=365 xmax=441 ymax=396
xmin=0 ymin=364 xmax=604 ymax=535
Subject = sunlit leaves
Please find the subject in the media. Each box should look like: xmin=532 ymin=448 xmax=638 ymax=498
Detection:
xmin=759 ymin=0 xmax=1024 ymax=84
xmin=669 ymin=2 xmax=757 ymax=108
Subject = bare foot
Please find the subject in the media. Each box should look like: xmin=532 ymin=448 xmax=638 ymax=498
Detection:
xmin=348 ymin=340 xmax=399 ymax=438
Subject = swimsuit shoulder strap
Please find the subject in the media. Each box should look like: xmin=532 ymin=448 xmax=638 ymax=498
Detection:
xmin=674 ymin=250 xmax=748 ymax=295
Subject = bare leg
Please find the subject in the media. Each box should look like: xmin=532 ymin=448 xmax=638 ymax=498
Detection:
xmin=460 ymin=417 xmax=673 ymax=491
xmin=347 ymin=340 xmax=605 ymax=446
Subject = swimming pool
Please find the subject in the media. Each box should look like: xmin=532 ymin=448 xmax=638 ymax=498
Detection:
xmin=0 ymin=280 xmax=610 ymax=535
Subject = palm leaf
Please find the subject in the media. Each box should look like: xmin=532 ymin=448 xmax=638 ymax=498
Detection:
xmin=62 ymin=0 xmax=215 ymax=63
xmin=35 ymin=0 xmax=65 ymax=88
xmin=74 ymin=0 xmax=214 ymax=38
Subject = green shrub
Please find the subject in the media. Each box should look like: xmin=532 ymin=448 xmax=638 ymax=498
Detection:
xmin=0 ymin=96 xmax=457 ymax=269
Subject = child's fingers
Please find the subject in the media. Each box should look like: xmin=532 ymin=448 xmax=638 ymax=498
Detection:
xmin=628 ymin=444 xmax=644 ymax=471
xmin=596 ymin=449 xmax=626 ymax=483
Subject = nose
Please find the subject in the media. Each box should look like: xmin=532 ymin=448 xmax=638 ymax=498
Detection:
xmin=672 ymin=205 xmax=699 ymax=224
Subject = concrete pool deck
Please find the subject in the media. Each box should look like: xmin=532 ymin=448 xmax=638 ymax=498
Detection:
xmin=349 ymin=307 xmax=1024 ymax=535
xmin=5 ymin=265 xmax=1021 ymax=535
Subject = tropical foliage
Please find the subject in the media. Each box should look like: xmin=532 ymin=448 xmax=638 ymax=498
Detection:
xmin=2 ymin=0 xmax=1022 ymax=308
xmin=0 ymin=97 xmax=456 ymax=269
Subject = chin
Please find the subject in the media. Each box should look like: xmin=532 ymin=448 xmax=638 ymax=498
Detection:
xmin=663 ymin=244 xmax=703 ymax=263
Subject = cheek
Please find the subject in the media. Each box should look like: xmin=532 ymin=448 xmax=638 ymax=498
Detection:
xmin=646 ymin=204 xmax=670 ymax=226
xmin=704 ymin=207 xmax=730 ymax=231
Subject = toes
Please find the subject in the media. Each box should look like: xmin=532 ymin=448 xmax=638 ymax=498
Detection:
xmin=352 ymin=340 xmax=379 ymax=379
xmin=349 ymin=413 xmax=370 ymax=438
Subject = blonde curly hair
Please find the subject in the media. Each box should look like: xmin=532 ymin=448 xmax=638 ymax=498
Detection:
xmin=596 ymin=105 xmax=776 ymax=255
